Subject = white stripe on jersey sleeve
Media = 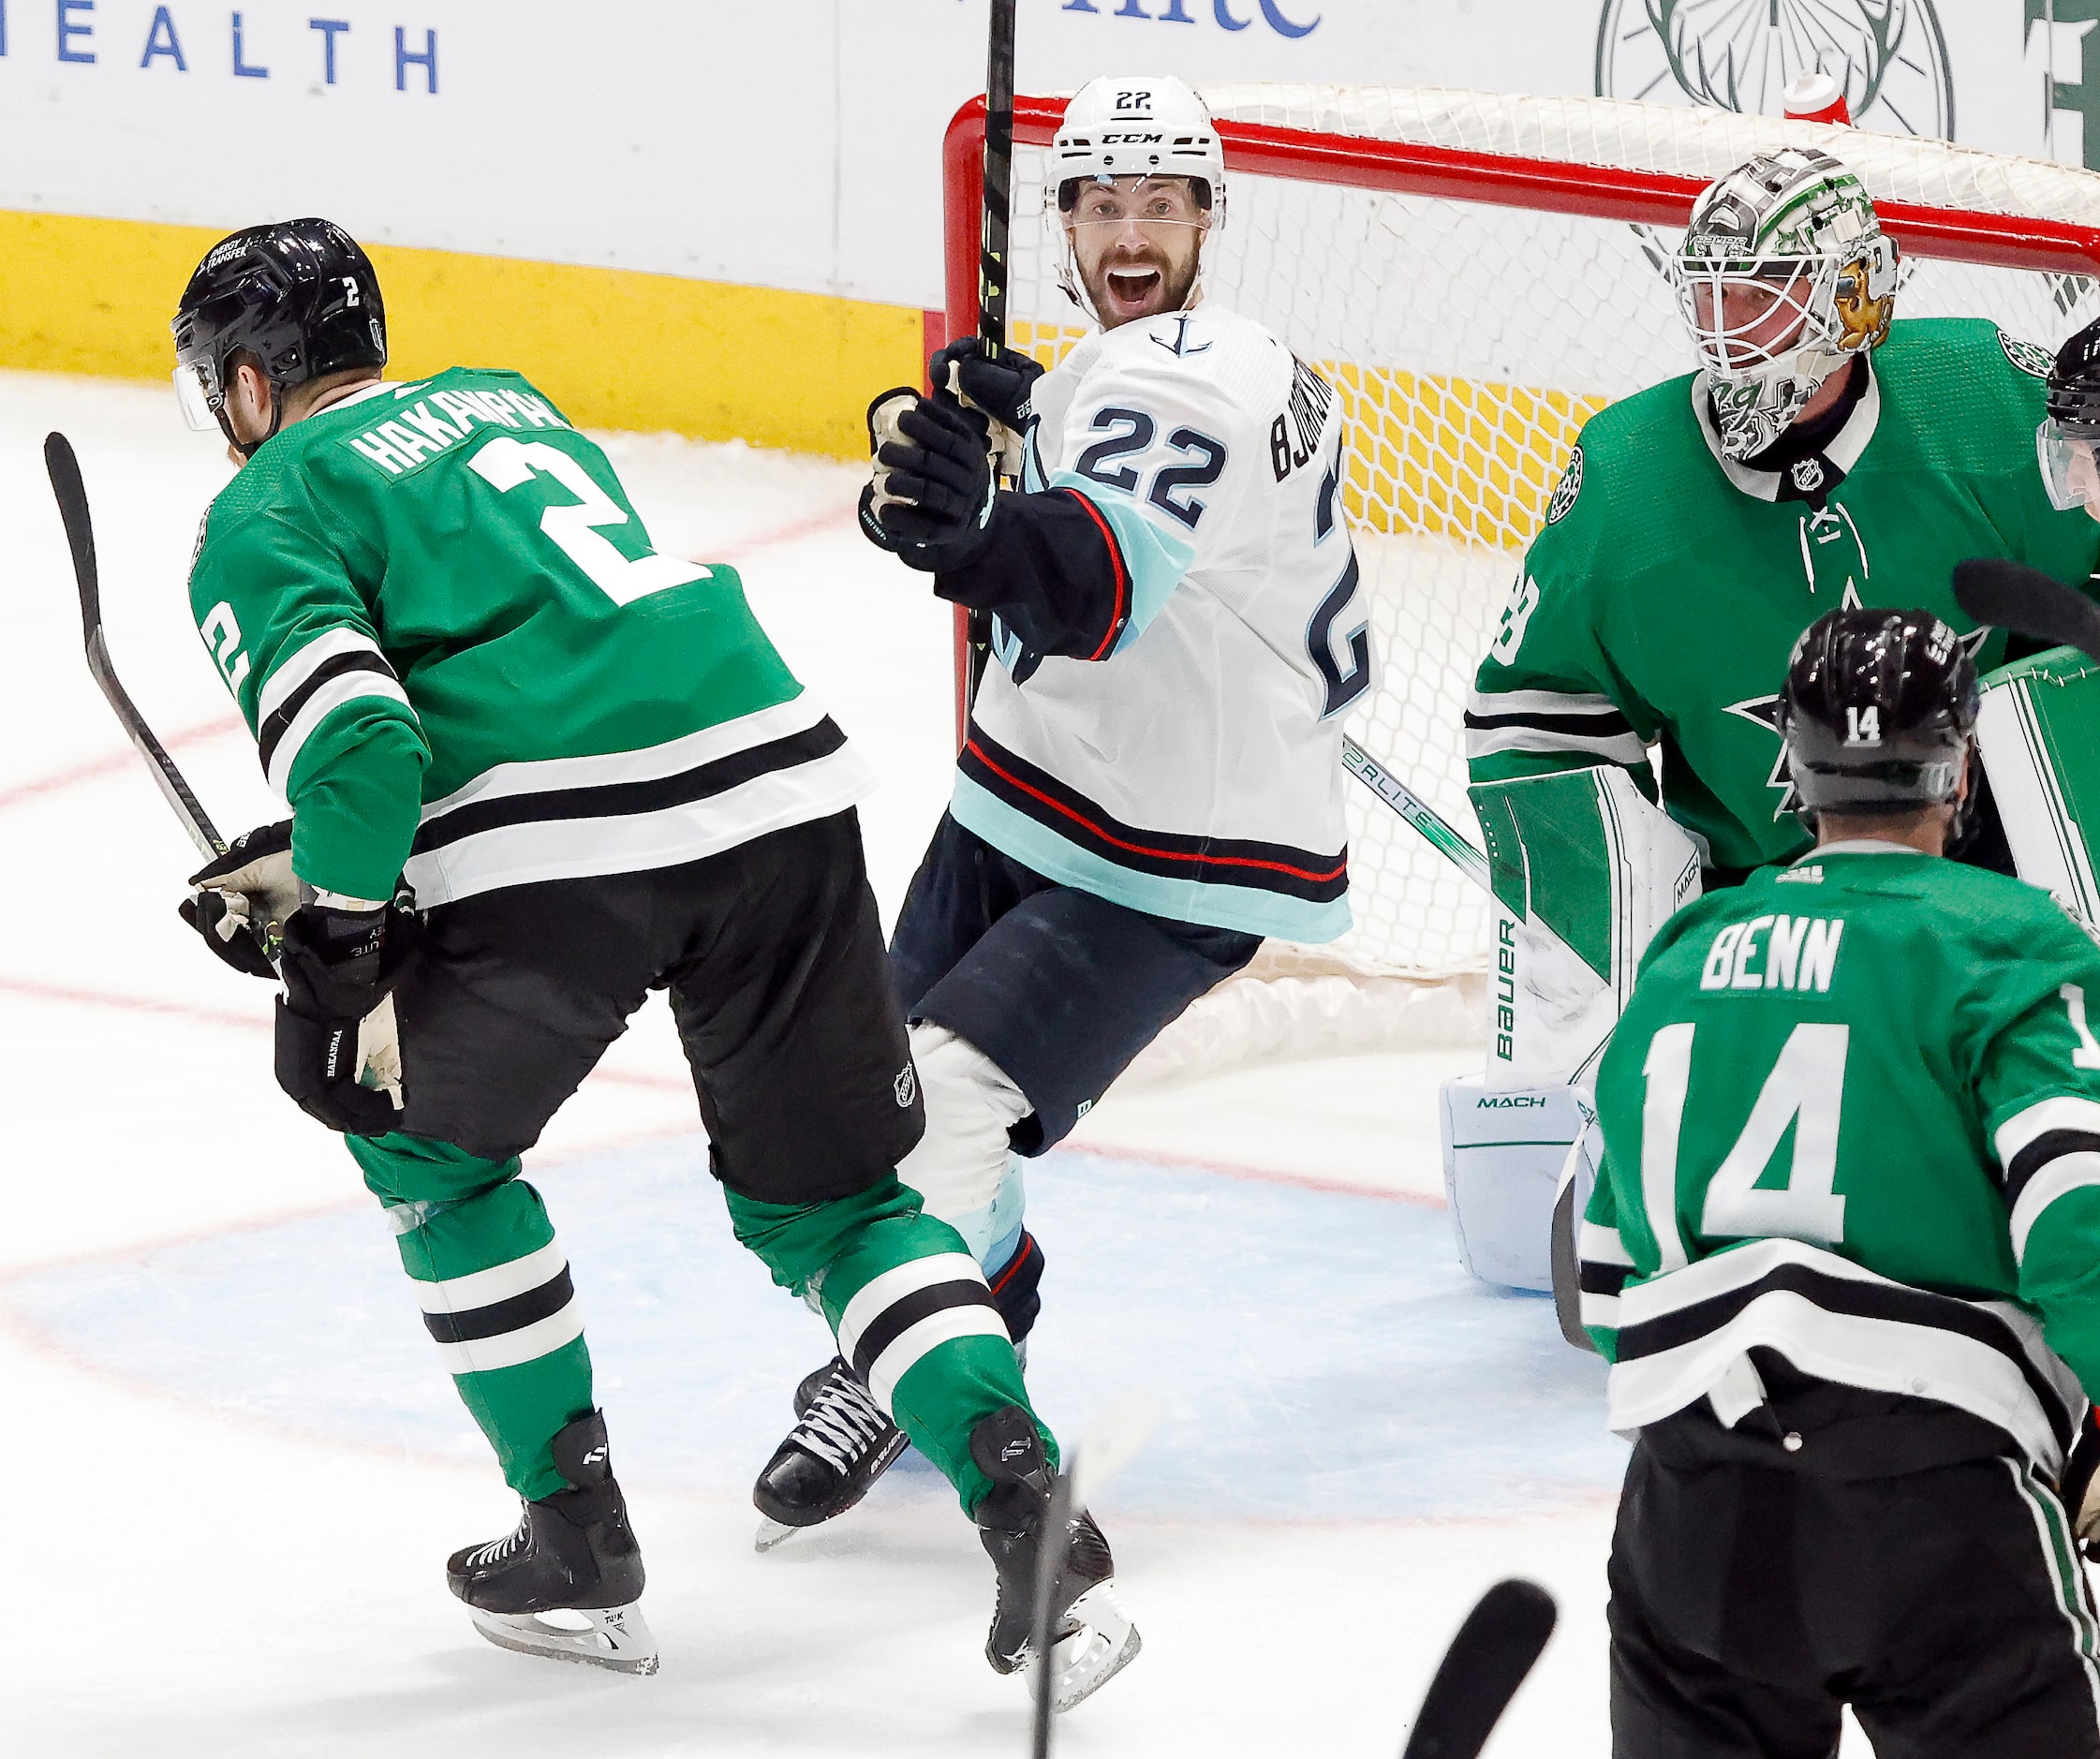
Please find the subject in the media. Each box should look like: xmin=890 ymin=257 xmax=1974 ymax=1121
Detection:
xmin=1997 ymin=1097 xmax=2100 ymax=1170
xmin=1579 ymin=1220 xmax=1634 ymax=1267
xmin=267 ymin=670 xmax=415 ymax=797
xmin=258 ymin=626 xmax=390 ymax=726
xmin=1465 ymin=724 xmax=1649 ymax=764
xmin=2012 ymin=1152 xmax=2100 ymax=1265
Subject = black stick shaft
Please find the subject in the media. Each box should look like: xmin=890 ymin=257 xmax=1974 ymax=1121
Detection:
xmin=46 ymin=431 xmax=228 ymax=861
xmin=1028 ymin=1472 xmax=1076 ymax=1759
xmin=980 ymin=0 xmax=1016 ymax=361
xmin=964 ymin=0 xmax=1018 ymax=715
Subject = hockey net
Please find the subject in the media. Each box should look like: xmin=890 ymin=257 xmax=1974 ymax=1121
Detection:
xmin=941 ymin=87 xmax=2100 ymax=1076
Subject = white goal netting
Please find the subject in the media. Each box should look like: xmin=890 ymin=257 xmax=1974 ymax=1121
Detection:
xmin=995 ymin=87 xmax=2100 ymax=1056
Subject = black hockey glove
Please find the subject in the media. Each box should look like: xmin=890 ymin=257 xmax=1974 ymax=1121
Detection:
xmin=180 ymin=820 xmax=297 ymax=979
xmin=865 ymin=396 xmax=998 ymax=570
xmin=928 ymin=336 xmax=1045 ymax=432
xmin=274 ymin=901 xmax=421 ymax=1137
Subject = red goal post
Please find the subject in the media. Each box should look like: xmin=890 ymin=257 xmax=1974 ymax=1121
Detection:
xmin=937 ymin=85 xmax=2100 ymax=1070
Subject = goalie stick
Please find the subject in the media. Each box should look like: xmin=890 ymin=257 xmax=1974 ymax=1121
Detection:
xmin=46 ymin=431 xmax=227 ymax=862
xmin=1952 ymin=555 xmax=2100 ymax=668
xmin=1398 ymin=1577 xmax=1557 ymax=1759
xmin=1028 ymin=1387 xmax=1158 ymax=1759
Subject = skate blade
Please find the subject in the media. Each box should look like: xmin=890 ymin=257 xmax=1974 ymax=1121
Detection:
xmin=1038 ymin=1582 xmax=1142 ymax=1714
xmin=466 ymin=1601 xmax=659 ymax=1676
xmin=754 ymin=1515 xmax=804 ymax=1553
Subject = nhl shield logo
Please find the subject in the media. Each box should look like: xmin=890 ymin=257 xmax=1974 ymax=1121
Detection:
xmin=1545 ymin=446 xmax=1584 ymax=525
xmin=1790 ymin=457 xmax=1826 ymax=493
xmin=895 ymin=1062 xmax=918 ymax=1108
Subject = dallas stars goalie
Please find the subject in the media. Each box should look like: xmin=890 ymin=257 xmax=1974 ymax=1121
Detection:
xmin=1447 ymin=145 xmax=2100 ymax=1294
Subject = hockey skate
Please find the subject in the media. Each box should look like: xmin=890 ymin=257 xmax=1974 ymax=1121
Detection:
xmin=446 ymin=1411 xmax=658 ymax=1675
xmin=752 ymin=1356 xmax=908 ymax=1551
xmin=972 ymin=1404 xmax=1141 ymax=1713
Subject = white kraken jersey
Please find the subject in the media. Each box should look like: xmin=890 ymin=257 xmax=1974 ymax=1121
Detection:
xmin=953 ymin=302 xmax=1368 ymax=942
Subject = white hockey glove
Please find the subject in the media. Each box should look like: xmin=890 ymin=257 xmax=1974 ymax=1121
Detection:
xmin=180 ymin=819 xmax=300 ymax=979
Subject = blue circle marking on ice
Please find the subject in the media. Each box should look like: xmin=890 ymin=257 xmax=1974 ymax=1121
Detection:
xmin=7 ymin=1139 xmax=1625 ymax=1520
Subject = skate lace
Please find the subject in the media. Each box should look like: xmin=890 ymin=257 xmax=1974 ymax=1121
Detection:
xmin=466 ymin=1516 xmax=531 ymax=1571
xmin=789 ymin=1367 xmax=893 ymax=1474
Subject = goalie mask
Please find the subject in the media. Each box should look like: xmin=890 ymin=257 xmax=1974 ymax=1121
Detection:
xmin=1051 ymin=74 xmax=1224 ymax=326
xmin=1778 ymin=607 xmax=1977 ymax=830
xmin=1674 ymin=149 xmax=1900 ymax=461
xmin=2039 ymin=316 xmax=2100 ymax=517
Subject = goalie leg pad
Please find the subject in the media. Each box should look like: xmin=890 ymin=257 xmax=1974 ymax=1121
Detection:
xmin=1440 ymin=1075 xmax=1596 ymax=1293
xmin=1977 ymin=650 xmax=2100 ymax=923
xmin=1471 ymin=765 xmax=1702 ymax=1091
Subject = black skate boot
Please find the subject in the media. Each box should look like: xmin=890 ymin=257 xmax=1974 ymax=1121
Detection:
xmin=971 ymin=1404 xmax=1140 ymax=1713
xmin=751 ymin=1356 xmax=909 ymax=1551
xmin=446 ymin=1410 xmax=657 ymax=1675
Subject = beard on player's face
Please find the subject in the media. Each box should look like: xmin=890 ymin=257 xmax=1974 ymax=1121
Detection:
xmin=1076 ymin=231 xmax=1202 ymax=329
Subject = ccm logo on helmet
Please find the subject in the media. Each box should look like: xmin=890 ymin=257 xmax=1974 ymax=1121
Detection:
xmin=1099 ymin=132 xmax=1166 ymax=145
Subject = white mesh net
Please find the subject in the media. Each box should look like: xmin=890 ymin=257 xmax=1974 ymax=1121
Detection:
xmin=998 ymin=86 xmax=2100 ymax=1000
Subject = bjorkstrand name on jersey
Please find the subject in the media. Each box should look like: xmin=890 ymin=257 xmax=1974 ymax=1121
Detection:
xmin=345 ymin=386 xmax=569 ymax=477
xmin=1699 ymin=914 xmax=1844 ymax=994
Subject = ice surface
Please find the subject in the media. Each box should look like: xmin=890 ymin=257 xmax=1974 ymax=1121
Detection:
xmin=0 ymin=370 xmax=1700 ymax=1755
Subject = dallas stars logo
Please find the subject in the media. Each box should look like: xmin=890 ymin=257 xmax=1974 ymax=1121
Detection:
xmin=1723 ymin=589 xmax=1991 ymax=820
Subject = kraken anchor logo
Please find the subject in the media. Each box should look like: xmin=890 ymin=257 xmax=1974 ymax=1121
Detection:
xmin=1596 ymin=0 xmax=1955 ymax=140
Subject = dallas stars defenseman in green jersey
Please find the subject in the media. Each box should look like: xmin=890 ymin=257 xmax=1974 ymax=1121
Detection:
xmin=187 ymin=367 xmax=857 ymax=907
xmin=1583 ymin=608 xmax=2100 ymax=1757
xmin=167 ymin=219 xmax=1140 ymax=1705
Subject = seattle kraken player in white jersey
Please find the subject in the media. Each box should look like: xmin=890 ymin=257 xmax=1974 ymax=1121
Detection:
xmin=751 ymin=74 xmax=1371 ymax=1539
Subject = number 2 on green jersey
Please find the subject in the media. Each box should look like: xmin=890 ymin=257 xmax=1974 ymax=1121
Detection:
xmin=1639 ymin=1021 xmax=1852 ymax=1259
xmin=467 ymin=436 xmax=708 ymax=607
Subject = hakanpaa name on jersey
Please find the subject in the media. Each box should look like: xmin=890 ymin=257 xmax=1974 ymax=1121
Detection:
xmin=189 ymin=370 xmax=865 ymax=909
xmin=957 ymin=304 xmax=1370 ymax=943
xmin=1581 ymin=872 xmax=2100 ymax=1474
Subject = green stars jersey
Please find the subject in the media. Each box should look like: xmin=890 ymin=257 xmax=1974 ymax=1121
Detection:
xmin=1468 ymin=318 xmax=2100 ymax=873
xmin=1579 ymin=843 xmax=2100 ymax=1471
xmin=186 ymin=369 xmax=868 ymax=907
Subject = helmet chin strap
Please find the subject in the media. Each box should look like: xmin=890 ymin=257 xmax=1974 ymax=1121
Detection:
xmin=217 ymin=376 xmax=286 ymax=461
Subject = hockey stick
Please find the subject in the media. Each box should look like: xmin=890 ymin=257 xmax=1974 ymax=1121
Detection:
xmin=46 ymin=431 xmax=228 ymax=862
xmin=1952 ymin=556 xmax=2100 ymax=668
xmin=1028 ymin=1387 xmax=1158 ymax=1758
xmin=962 ymin=0 xmax=1018 ymax=715
xmin=1398 ymin=1578 xmax=1558 ymax=1759
xmin=1343 ymin=735 xmax=1494 ymax=896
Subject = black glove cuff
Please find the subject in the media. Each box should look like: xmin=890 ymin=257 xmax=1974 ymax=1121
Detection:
xmin=278 ymin=902 xmax=422 ymax=1024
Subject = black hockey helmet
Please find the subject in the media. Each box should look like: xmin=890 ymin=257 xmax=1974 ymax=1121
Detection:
xmin=1777 ymin=607 xmax=1977 ymax=827
xmin=171 ymin=218 xmax=385 ymax=451
xmin=2042 ymin=316 xmax=2100 ymax=512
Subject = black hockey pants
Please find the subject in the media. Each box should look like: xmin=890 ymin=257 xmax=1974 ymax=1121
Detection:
xmin=1609 ymin=1438 xmax=2100 ymax=1758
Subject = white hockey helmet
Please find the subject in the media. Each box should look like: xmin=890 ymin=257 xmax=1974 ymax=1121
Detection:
xmin=1051 ymin=74 xmax=1226 ymax=216
xmin=1051 ymin=75 xmax=1225 ymax=325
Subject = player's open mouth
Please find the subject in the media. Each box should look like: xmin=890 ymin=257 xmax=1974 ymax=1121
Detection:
xmin=1104 ymin=267 xmax=1163 ymax=312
